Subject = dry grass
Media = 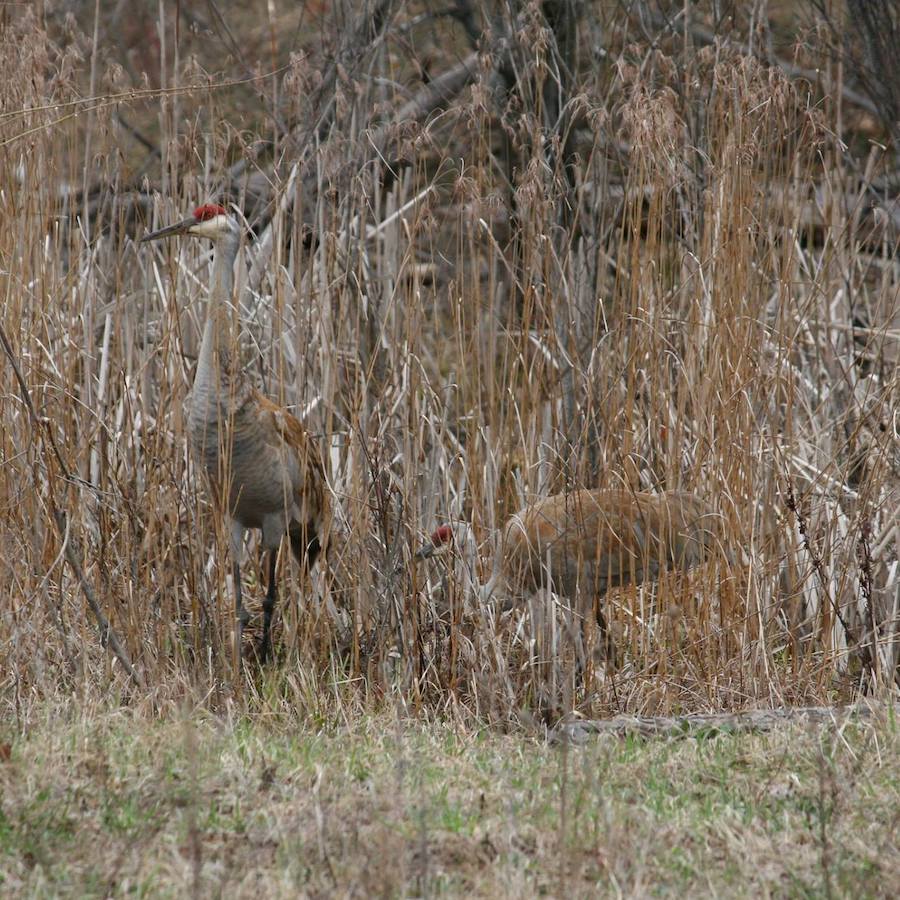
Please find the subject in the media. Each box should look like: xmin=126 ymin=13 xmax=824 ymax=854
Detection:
xmin=0 ymin=699 xmax=896 ymax=897
xmin=0 ymin=2 xmax=898 ymax=726
xmin=2 ymin=3 xmax=899 ymax=895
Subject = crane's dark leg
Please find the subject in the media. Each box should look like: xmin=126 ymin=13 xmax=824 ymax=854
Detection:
xmin=595 ymin=603 xmax=617 ymax=669
xmin=233 ymin=560 xmax=250 ymax=668
xmin=228 ymin=522 xmax=250 ymax=672
xmin=594 ymin=599 xmax=621 ymax=710
xmin=257 ymin=548 xmax=279 ymax=662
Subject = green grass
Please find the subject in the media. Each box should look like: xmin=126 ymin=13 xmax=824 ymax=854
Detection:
xmin=0 ymin=705 xmax=896 ymax=897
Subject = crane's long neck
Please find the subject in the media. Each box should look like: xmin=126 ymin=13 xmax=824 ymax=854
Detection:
xmin=192 ymin=232 xmax=249 ymax=418
xmin=476 ymin=549 xmax=504 ymax=604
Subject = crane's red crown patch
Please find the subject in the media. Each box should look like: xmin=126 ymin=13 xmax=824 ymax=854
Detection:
xmin=193 ymin=203 xmax=227 ymax=221
xmin=431 ymin=525 xmax=454 ymax=545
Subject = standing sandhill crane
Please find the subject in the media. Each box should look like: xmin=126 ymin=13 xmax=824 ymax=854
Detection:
xmin=141 ymin=203 xmax=328 ymax=665
xmin=415 ymin=489 xmax=729 ymax=663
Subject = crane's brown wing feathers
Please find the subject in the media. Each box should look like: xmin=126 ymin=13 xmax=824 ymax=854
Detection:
xmin=252 ymin=390 xmax=330 ymax=556
xmin=501 ymin=489 xmax=723 ymax=596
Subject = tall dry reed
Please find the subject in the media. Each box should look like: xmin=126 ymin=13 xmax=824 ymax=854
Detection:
xmin=0 ymin=2 xmax=897 ymax=725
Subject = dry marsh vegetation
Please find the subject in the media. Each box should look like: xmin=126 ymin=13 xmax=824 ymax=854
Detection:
xmin=1 ymin=2 xmax=898 ymax=727
xmin=2 ymin=2 xmax=900 ymax=896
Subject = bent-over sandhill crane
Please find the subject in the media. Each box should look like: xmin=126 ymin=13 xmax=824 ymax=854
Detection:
xmin=415 ymin=488 xmax=729 ymax=663
xmin=141 ymin=203 xmax=328 ymax=665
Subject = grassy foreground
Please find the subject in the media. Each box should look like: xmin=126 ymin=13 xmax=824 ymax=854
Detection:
xmin=1 ymin=704 xmax=896 ymax=898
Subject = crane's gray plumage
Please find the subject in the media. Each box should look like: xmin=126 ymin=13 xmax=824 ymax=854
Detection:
xmin=142 ymin=204 xmax=329 ymax=666
xmin=417 ymin=488 xmax=731 ymax=666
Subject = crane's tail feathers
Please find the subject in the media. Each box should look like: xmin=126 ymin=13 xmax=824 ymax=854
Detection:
xmin=290 ymin=522 xmax=321 ymax=572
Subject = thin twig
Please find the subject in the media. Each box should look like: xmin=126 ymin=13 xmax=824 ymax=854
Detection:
xmin=51 ymin=509 xmax=145 ymax=690
xmin=0 ymin=321 xmax=145 ymax=690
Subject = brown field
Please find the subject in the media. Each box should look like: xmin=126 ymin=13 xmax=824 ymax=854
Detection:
xmin=0 ymin=1 xmax=898 ymax=895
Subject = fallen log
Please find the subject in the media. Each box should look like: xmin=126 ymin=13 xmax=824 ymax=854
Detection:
xmin=550 ymin=704 xmax=890 ymax=744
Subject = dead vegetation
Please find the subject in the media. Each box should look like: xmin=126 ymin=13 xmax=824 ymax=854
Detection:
xmin=0 ymin=1 xmax=898 ymax=728
xmin=0 ymin=701 xmax=896 ymax=897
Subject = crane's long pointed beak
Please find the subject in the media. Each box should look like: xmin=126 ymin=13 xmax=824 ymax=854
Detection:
xmin=395 ymin=542 xmax=435 ymax=576
xmin=140 ymin=217 xmax=197 ymax=242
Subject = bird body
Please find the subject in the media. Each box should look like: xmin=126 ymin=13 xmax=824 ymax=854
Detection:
xmin=142 ymin=204 xmax=327 ymax=663
xmin=190 ymin=382 xmax=326 ymax=553
xmin=417 ymin=488 xmax=729 ymax=663
xmin=499 ymin=489 xmax=724 ymax=600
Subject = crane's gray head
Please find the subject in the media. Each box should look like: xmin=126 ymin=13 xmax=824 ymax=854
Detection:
xmin=414 ymin=523 xmax=473 ymax=560
xmin=412 ymin=522 xmax=500 ymax=602
xmin=140 ymin=203 xmax=239 ymax=243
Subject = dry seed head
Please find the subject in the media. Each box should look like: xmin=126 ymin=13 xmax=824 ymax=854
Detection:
xmin=621 ymin=85 xmax=688 ymax=183
xmin=2 ymin=4 xmax=896 ymax=720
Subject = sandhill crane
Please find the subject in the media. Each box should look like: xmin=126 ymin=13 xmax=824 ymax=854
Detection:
xmin=415 ymin=488 xmax=729 ymax=664
xmin=141 ymin=203 xmax=328 ymax=665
